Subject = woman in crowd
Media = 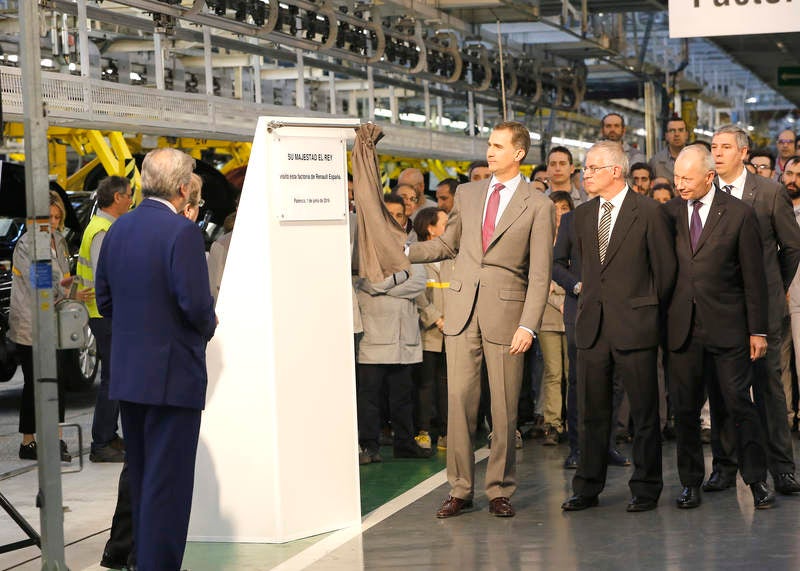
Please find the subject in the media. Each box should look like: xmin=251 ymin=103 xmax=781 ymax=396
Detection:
xmin=413 ymin=207 xmax=452 ymax=450
xmin=11 ymin=191 xmax=92 ymax=461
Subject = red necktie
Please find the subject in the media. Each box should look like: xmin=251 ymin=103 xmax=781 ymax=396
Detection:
xmin=482 ymin=183 xmax=504 ymax=252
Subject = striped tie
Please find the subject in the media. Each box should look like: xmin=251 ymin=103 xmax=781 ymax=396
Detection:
xmin=722 ymin=184 xmax=733 ymax=194
xmin=598 ymin=201 xmax=614 ymax=264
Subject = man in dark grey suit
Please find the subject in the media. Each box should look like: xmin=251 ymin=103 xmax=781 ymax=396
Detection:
xmin=705 ymin=125 xmax=800 ymax=496
xmin=666 ymin=144 xmax=774 ymax=510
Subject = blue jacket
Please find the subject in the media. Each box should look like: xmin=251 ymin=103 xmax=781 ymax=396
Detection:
xmin=96 ymin=199 xmax=216 ymax=410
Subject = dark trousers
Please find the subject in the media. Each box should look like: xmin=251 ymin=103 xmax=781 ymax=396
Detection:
xmin=17 ymin=344 xmax=66 ymax=434
xmin=711 ymin=326 xmax=795 ymax=479
xmin=670 ymin=336 xmax=767 ymax=487
xmin=357 ymin=363 xmax=415 ymax=452
xmin=572 ymin=322 xmax=662 ymax=501
xmin=103 ymin=462 xmax=135 ymax=567
xmin=419 ymin=350 xmax=447 ymax=436
xmin=564 ymin=322 xmax=579 ymax=454
xmin=90 ymin=317 xmax=121 ymax=451
xmin=121 ymin=401 xmax=201 ymax=571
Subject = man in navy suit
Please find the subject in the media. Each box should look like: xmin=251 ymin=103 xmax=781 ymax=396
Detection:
xmin=96 ymin=148 xmax=216 ymax=571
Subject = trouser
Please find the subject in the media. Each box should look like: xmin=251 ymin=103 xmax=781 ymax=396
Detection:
xmin=90 ymin=317 xmax=121 ymax=451
xmin=17 ymin=344 xmax=66 ymax=434
xmin=565 ymin=322 xmax=579 ymax=453
xmin=539 ymin=331 xmax=568 ymax=430
xmin=711 ymin=325 xmax=795 ymax=479
xmin=121 ymin=401 xmax=201 ymax=571
xmin=419 ymin=350 xmax=448 ymax=436
xmin=103 ymin=462 xmax=135 ymax=567
xmin=357 ymin=363 xmax=415 ymax=452
xmin=572 ymin=320 xmax=662 ymax=501
xmin=670 ymin=336 xmax=768 ymax=487
xmin=445 ymin=310 xmax=524 ymax=500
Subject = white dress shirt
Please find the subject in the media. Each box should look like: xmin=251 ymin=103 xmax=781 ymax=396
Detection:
xmin=717 ymin=167 xmax=747 ymax=200
xmin=483 ymin=173 xmax=522 ymax=226
xmin=687 ymin=184 xmax=716 ymax=228
xmin=147 ymin=196 xmax=178 ymax=214
xmin=597 ymin=186 xmax=629 ymax=236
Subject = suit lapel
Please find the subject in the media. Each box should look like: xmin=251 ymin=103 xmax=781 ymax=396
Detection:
xmin=676 ymin=199 xmax=693 ymax=256
xmin=693 ymin=190 xmax=726 ymax=256
xmin=601 ymin=190 xmax=637 ymax=270
xmin=587 ymin=197 xmax=600 ymax=266
xmin=474 ymin=180 xmax=491 ymax=253
xmin=741 ymin=171 xmax=757 ymax=205
xmin=486 ymin=181 xmax=530 ymax=251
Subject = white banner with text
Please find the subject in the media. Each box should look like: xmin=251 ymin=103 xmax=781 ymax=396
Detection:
xmin=669 ymin=0 xmax=799 ymax=38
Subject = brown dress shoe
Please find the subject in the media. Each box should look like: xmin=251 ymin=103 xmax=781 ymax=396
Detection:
xmin=489 ymin=497 xmax=515 ymax=517
xmin=435 ymin=495 xmax=473 ymax=518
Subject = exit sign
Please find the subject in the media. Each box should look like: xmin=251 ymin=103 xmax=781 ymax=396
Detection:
xmin=778 ymin=67 xmax=800 ymax=87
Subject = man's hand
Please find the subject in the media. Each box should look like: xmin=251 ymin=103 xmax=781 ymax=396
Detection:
xmin=75 ymin=287 xmax=95 ymax=303
xmin=750 ymin=335 xmax=767 ymax=361
xmin=509 ymin=327 xmax=533 ymax=355
xmin=435 ymin=317 xmax=444 ymax=333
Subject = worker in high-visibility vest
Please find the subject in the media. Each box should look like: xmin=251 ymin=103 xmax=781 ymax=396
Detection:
xmin=77 ymin=175 xmax=133 ymax=463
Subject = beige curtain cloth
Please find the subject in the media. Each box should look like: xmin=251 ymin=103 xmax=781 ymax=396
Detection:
xmin=352 ymin=123 xmax=410 ymax=282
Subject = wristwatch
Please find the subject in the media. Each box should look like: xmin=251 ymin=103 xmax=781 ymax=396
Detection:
xmin=573 ymin=282 xmax=582 ymax=295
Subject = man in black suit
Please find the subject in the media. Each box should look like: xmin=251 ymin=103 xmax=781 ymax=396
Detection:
xmin=705 ymin=125 xmax=800 ymax=496
xmin=561 ymin=141 xmax=676 ymax=513
xmin=666 ymin=144 xmax=774 ymax=510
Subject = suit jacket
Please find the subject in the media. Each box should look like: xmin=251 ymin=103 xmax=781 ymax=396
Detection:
xmin=717 ymin=171 xmax=800 ymax=331
xmin=552 ymin=211 xmax=580 ymax=326
xmin=664 ymin=189 xmax=768 ymax=350
xmin=96 ymin=199 xmax=216 ymax=410
xmin=574 ymin=189 xmax=676 ymax=351
xmin=408 ymin=178 xmax=555 ymax=345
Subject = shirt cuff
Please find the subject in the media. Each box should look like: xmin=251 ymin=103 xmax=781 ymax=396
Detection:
xmin=518 ymin=325 xmax=535 ymax=337
xmin=753 ymin=333 xmax=767 ymax=337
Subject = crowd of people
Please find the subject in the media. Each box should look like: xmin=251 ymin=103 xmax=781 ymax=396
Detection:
xmin=352 ymin=116 xmax=800 ymax=519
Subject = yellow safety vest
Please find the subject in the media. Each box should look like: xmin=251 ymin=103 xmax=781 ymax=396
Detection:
xmin=76 ymin=215 xmax=112 ymax=318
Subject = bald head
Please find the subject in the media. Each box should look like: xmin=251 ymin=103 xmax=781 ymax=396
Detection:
xmin=674 ymin=145 xmax=715 ymax=201
xmin=397 ymin=168 xmax=426 ymax=202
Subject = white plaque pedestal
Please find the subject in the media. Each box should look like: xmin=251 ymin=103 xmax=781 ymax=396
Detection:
xmin=188 ymin=116 xmax=361 ymax=543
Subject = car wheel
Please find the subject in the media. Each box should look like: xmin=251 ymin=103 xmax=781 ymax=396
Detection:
xmin=64 ymin=325 xmax=99 ymax=391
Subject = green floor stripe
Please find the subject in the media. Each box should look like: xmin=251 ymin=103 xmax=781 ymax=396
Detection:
xmin=359 ymin=446 xmax=447 ymax=515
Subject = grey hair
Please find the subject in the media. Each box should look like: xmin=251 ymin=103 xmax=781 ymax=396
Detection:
xmin=141 ymin=148 xmax=196 ymax=200
xmin=714 ymin=124 xmax=749 ymax=150
xmin=677 ymin=144 xmax=715 ymax=173
xmin=590 ymin=140 xmax=630 ymax=177
xmin=186 ymin=173 xmax=203 ymax=207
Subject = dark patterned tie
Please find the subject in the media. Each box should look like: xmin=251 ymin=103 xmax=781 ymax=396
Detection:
xmin=722 ymin=184 xmax=733 ymax=194
xmin=690 ymin=200 xmax=703 ymax=252
xmin=598 ymin=201 xmax=614 ymax=264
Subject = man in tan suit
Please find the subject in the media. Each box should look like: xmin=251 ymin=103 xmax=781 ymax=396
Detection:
xmin=408 ymin=121 xmax=555 ymax=518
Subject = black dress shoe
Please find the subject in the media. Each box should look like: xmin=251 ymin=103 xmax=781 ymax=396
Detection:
xmin=676 ymin=486 xmax=701 ymax=509
xmin=751 ymin=482 xmax=776 ymax=509
xmin=626 ymin=496 xmax=658 ymax=512
xmin=563 ymin=451 xmax=579 ymax=470
xmin=393 ymin=443 xmax=432 ymax=459
xmin=561 ymin=494 xmax=599 ymax=511
xmin=774 ymin=473 xmax=800 ymax=495
xmin=702 ymin=471 xmax=734 ymax=492
xmin=608 ymin=448 xmax=631 ymax=467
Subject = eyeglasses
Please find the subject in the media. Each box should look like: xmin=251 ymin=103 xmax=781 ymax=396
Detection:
xmin=777 ymin=139 xmax=796 ymax=144
xmin=582 ymin=165 xmax=615 ymax=174
xmin=747 ymin=162 xmax=772 ymax=171
xmin=399 ymin=195 xmax=418 ymax=203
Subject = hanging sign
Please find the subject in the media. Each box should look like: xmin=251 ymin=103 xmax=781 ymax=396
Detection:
xmin=669 ymin=1 xmax=799 ymax=38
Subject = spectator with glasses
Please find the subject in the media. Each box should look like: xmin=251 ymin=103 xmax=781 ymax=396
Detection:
xmin=747 ymin=149 xmax=776 ymax=179
xmin=775 ymin=130 xmax=797 ymax=182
